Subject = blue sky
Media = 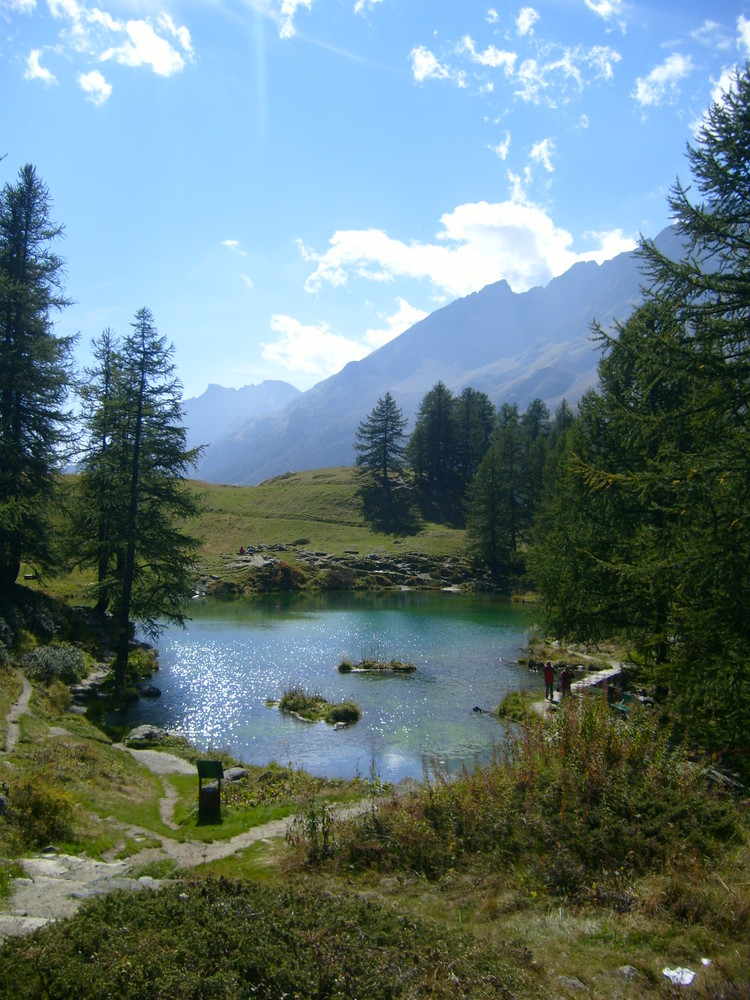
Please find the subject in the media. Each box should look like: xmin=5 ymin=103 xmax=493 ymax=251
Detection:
xmin=2 ymin=0 xmax=749 ymax=399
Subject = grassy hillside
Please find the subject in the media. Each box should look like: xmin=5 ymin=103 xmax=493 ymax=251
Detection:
xmin=36 ymin=467 xmax=466 ymax=604
xmin=194 ymin=467 xmax=464 ymax=567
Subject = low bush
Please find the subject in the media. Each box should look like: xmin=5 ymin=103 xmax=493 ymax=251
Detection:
xmin=335 ymin=696 xmax=745 ymax=886
xmin=7 ymin=773 xmax=75 ymax=847
xmin=278 ymin=686 xmax=361 ymax=726
xmin=0 ymin=877 xmax=530 ymax=998
xmin=126 ymin=646 xmax=158 ymax=680
xmin=325 ymin=700 xmax=361 ymax=725
xmin=21 ymin=643 xmax=85 ymax=685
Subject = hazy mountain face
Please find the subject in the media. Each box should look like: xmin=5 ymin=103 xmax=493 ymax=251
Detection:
xmin=182 ymin=381 xmax=301 ymax=455
xmin=192 ymin=228 xmax=682 ymax=485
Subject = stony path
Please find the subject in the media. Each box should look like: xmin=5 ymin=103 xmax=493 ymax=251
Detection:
xmin=4 ymin=672 xmax=32 ymax=752
xmin=531 ymin=662 xmax=623 ymax=716
xmin=1 ymin=689 xmax=369 ymax=942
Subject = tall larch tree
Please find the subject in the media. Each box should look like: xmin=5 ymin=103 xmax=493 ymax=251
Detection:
xmin=0 ymin=164 xmax=74 ymax=592
xmin=83 ymin=309 xmax=204 ymax=687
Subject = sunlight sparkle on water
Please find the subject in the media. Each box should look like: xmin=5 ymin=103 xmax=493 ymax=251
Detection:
xmin=128 ymin=592 xmax=540 ymax=783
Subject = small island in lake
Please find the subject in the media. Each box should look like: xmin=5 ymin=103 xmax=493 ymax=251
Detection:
xmin=337 ymin=657 xmax=417 ymax=674
xmin=268 ymin=686 xmax=362 ymax=726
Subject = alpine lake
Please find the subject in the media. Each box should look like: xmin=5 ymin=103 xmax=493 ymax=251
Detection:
xmin=124 ymin=591 xmax=540 ymax=784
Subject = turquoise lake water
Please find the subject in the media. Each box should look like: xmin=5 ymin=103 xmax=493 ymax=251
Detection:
xmin=125 ymin=591 xmax=540 ymax=783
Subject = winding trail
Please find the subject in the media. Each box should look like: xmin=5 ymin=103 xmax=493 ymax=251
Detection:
xmin=1 ymin=680 xmax=370 ymax=941
xmin=4 ymin=672 xmax=32 ymax=753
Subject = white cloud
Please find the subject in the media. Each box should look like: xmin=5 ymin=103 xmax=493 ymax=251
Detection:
xmin=632 ymin=53 xmax=693 ymax=107
xmin=530 ymin=138 xmax=555 ymax=172
xmin=354 ymin=0 xmax=382 ymax=14
xmin=100 ymin=19 xmax=188 ymax=76
xmin=514 ymin=45 xmax=620 ymax=104
xmin=29 ymin=3 xmax=194 ymax=89
xmin=577 ymin=113 xmax=589 ymax=129
xmin=517 ymin=7 xmax=539 ymax=37
xmin=486 ymin=8 xmax=499 ymax=24
xmin=458 ymin=36 xmax=516 ymax=73
xmin=241 ymin=274 xmax=254 ymax=288
xmin=277 ymin=0 xmax=312 ymax=40
xmin=262 ymin=315 xmax=368 ymax=375
xmin=363 ymin=298 xmax=428 ymax=350
xmin=159 ymin=13 xmax=194 ymax=56
xmin=583 ymin=229 xmax=637 ymax=261
xmin=222 ymin=239 xmax=247 ymax=256
xmin=24 ymin=48 xmax=56 ymax=84
xmin=5 ymin=0 xmax=36 ymax=11
xmin=489 ymin=131 xmax=511 ymax=160
xmin=48 ymin=0 xmax=82 ymax=19
xmin=78 ymin=69 xmax=111 ymax=104
xmin=710 ymin=65 xmax=737 ymax=106
xmin=299 ymin=199 xmax=636 ymax=299
xmin=738 ymin=15 xmax=750 ymax=56
xmin=260 ymin=296 xmax=426 ymax=380
xmin=410 ymin=45 xmax=457 ymax=84
xmin=584 ymin=0 xmax=622 ymax=20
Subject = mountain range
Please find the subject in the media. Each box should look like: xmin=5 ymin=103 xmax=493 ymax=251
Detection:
xmin=185 ymin=226 xmax=681 ymax=485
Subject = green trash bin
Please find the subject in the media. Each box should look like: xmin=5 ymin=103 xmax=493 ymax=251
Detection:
xmin=197 ymin=760 xmax=224 ymax=822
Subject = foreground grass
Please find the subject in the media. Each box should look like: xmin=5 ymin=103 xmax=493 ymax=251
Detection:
xmin=1 ymin=691 xmax=747 ymax=998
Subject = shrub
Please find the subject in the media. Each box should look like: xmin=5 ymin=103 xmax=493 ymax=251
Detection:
xmin=0 ymin=878 xmax=530 ymax=998
xmin=325 ymin=701 xmax=361 ymax=725
xmin=493 ymin=690 xmax=530 ymax=721
xmin=335 ymin=696 xmax=744 ymax=884
xmin=8 ymin=774 xmax=75 ymax=847
xmin=21 ymin=643 xmax=85 ymax=685
xmin=278 ymin=687 xmax=361 ymax=726
xmin=286 ymin=797 xmax=335 ymax=862
xmin=127 ymin=646 xmax=158 ymax=680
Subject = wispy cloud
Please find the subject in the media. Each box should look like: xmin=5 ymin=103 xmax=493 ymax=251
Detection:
xmin=584 ymin=0 xmax=622 ymax=21
xmin=738 ymin=15 xmax=750 ymax=57
xmin=530 ymin=138 xmax=555 ymax=172
xmin=278 ymin=0 xmax=312 ymax=40
xmin=489 ymin=131 xmax=511 ymax=160
xmin=458 ymin=35 xmax=516 ymax=73
xmin=632 ymin=53 xmax=693 ymax=108
xmin=24 ymin=48 xmax=57 ymax=84
xmin=410 ymin=45 xmax=466 ymax=87
xmin=354 ymin=0 xmax=383 ymax=15
xmin=516 ymin=7 xmax=540 ymax=38
xmin=222 ymin=239 xmax=247 ymax=256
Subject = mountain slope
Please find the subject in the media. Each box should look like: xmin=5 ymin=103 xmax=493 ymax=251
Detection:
xmin=196 ymin=227 xmax=681 ymax=485
xmin=182 ymin=380 xmax=301 ymax=453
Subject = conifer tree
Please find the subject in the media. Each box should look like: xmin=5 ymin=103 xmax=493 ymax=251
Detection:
xmin=75 ymin=310 xmax=203 ymax=686
xmin=0 ymin=164 xmax=74 ymax=591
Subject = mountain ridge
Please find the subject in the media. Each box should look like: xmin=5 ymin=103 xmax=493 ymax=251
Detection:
xmin=191 ymin=227 xmax=681 ymax=485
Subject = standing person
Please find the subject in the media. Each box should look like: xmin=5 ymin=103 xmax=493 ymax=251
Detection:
xmin=543 ymin=661 xmax=556 ymax=701
xmin=560 ymin=665 xmax=574 ymax=697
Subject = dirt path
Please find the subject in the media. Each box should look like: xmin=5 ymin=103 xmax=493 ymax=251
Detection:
xmin=1 ymin=705 xmax=369 ymax=941
xmin=4 ymin=673 xmax=32 ymax=752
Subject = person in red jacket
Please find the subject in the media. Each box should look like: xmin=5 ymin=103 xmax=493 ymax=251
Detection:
xmin=543 ymin=661 xmax=556 ymax=701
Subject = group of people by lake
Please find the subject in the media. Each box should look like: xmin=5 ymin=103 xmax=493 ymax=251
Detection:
xmin=543 ymin=661 xmax=574 ymax=702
